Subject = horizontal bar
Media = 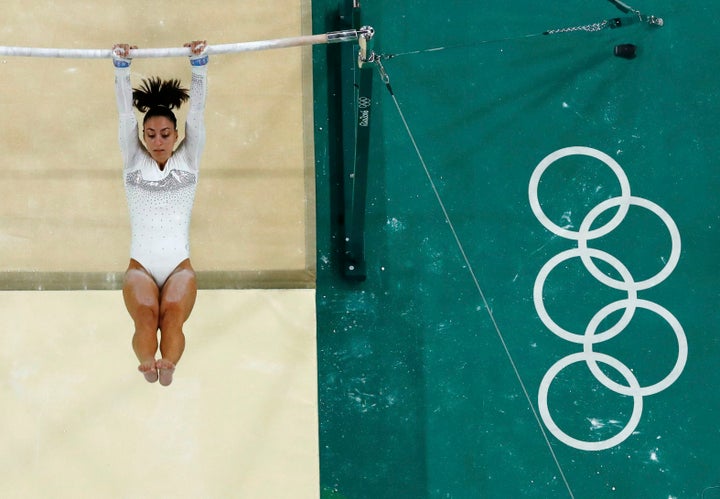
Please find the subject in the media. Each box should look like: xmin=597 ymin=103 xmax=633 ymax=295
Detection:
xmin=0 ymin=29 xmax=368 ymax=59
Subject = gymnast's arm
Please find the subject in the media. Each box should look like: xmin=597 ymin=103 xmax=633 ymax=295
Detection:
xmin=112 ymin=44 xmax=142 ymax=169
xmin=183 ymin=41 xmax=209 ymax=170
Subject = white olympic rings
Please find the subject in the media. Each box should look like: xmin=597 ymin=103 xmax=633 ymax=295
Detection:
xmin=529 ymin=146 xmax=686 ymax=451
xmin=358 ymin=97 xmax=372 ymax=109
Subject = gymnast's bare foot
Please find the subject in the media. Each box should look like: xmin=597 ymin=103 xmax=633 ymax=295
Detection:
xmin=139 ymin=360 xmax=158 ymax=383
xmin=157 ymin=359 xmax=176 ymax=386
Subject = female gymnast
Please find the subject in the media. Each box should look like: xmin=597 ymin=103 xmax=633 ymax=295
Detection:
xmin=112 ymin=40 xmax=208 ymax=386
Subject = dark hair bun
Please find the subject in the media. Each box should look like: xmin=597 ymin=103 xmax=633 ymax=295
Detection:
xmin=133 ymin=77 xmax=189 ymax=112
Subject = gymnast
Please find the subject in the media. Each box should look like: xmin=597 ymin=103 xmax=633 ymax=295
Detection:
xmin=112 ymin=40 xmax=208 ymax=386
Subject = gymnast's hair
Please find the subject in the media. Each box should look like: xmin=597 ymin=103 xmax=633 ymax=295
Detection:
xmin=132 ymin=77 xmax=189 ymax=128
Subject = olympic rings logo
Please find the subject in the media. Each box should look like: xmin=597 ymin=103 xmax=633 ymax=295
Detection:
xmin=528 ymin=146 xmax=686 ymax=451
xmin=358 ymin=97 xmax=372 ymax=109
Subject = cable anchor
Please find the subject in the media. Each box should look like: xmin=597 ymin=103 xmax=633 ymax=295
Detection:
xmin=645 ymin=15 xmax=664 ymax=27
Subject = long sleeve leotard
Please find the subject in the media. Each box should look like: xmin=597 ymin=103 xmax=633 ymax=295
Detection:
xmin=114 ymin=60 xmax=208 ymax=287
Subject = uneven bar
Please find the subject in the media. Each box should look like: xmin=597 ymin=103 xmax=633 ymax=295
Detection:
xmin=0 ymin=29 xmax=369 ymax=59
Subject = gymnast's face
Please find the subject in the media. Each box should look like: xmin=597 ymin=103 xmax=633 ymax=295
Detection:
xmin=143 ymin=116 xmax=179 ymax=168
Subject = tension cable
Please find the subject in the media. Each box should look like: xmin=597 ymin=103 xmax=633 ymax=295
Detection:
xmin=376 ymin=0 xmax=663 ymax=62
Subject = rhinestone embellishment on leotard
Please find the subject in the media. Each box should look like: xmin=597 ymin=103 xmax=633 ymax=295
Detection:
xmin=126 ymin=169 xmax=197 ymax=192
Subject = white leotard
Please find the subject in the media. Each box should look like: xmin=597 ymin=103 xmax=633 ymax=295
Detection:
xmin=114 ymin=62 xmax=208 ymax=287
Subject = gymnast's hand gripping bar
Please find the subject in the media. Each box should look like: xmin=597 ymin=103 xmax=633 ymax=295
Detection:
xmin=0 ymin=27 xmax=374 ymax=59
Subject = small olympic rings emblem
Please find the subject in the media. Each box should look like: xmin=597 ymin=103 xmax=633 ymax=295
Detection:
xmin=358 ymin=97 xmax=372 ymax=109
xmin=529 ymin=146 xmax=686 ymax=451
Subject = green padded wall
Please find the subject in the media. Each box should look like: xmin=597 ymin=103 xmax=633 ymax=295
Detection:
xmin=313 ymin=1 xmax=719 ymax=497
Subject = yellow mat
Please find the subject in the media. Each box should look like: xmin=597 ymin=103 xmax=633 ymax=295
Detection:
xmin=0 ymin=289 xmax=318 ymax=498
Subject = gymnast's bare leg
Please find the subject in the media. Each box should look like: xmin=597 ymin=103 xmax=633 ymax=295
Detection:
xmin=158 ymin=259 xmax=197 ymax=386
xmin=123 ymin=259 xmax=197 ymax=385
